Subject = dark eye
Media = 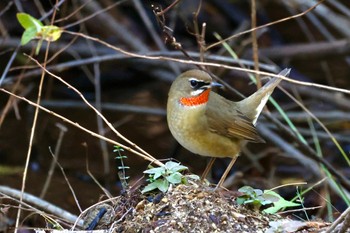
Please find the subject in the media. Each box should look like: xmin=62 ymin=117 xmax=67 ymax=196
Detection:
xmin=190 ymin=79 xmax=199 ymax=88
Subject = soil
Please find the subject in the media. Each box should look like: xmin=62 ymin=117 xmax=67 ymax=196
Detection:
xmin=81 ymin=181 xmax=330 ymax=233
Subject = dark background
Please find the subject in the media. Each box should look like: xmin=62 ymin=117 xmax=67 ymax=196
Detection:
xmin=0 ymin=0 xmax=349 ymax=228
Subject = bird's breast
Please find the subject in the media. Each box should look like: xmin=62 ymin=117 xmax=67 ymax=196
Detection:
xmin=167 ymin=100 xmax=241 ymax=158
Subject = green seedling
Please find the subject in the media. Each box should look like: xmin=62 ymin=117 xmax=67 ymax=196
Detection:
xmin=17 ymin=13 xmax=62 ymax=54
xmin=237 ymin=186 xmax=300 ymax=214
xmin=114 ymin=145 xmax=129 ymax=190
xmin=142 ymin=161 xmax=199 ymax=193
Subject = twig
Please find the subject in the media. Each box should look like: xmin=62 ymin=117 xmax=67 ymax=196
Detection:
xmin=0 ymin=1 xmax=13 ymax=17
xmin=192 ymin=0 xmax=205 ymax=62
xmin=0 ymin=185 xmax=82 ymax=227
xmin=250 ymin=0 xmax=260 ymax=89
xmin=40 ymin=100 xmax=166 ymax=115
xmin=67 ymin=0 xmax=146 ymax=52
xmin=337 ymin=208 xmax=350 ymax=233
xmin=206 ymin=0 xmax=326 ymax=50
xmin=262 ymin=113 xmax=350 ymax=191
xmin=257 ymin=123 xmax=324 ymax=179
xmin=48 ymin=146 xmax=83 ymax=213
xmin=62 ymin=30 xmax=350 ymax=95
xmin=38 ymin=0 xmax=66 ymax=21
xmin=293 ymin=83 xmax=350 ymax=110
xmin=40 ymin=123 xmax=68 ymax=199
xmin=0 ymin=84 xmax=34 ymax=127
xmin=277 ymin=206 xmax=322 ymax=215
xmin=263 ymin=123 xmax=350 ymax=143
xmin=26 ymin=55 xmax=160 ymax=165
xmin=5 ymin=50 xmax=278 ymax=82
xmin=133 ymin=0 xmax=180 ymax=74
xmin=0 ymin=45 xmax=20 ymax=86
xmin=278 ymin=85 xmax=350 ymax=167
xmin=154 ymin=0 xmax=181 ymax=16
xmin=0 ymin=88 xmax=163 ymax=167
xmin=270 ymin=111 xmax=350 ymax=122
xmin=246 ymin=39 xmax=350 ymax=61
xmin=326 ymin=206 xmax=350 ymax=233
xmin=82 ymin=19 xmax=112 ymax=186
xmin=294 ymin=0 xmax=350 ymax=37
xmin=54 ymin=0 xmax=92 ymax=23
xmin=84 ymin=144 xmax=113 ymax=199
xmin=14 ymin=38 xmax=52 ymax=233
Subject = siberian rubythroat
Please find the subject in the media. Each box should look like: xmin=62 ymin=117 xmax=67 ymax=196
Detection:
xmin=167 ymin=69 xmax=290 ymax=187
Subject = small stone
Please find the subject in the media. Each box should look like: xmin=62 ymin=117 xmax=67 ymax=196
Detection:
xmin=135 ymin=200 xmax=145 ymax=211
xmin=197 ymin=192 xmax=205 ymax=198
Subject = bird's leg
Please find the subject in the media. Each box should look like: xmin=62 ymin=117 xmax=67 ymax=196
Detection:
xmin=216 ymin=156 xmax=238 ymax=189
xmin=201 ymin=157 xmax=216 ymax=180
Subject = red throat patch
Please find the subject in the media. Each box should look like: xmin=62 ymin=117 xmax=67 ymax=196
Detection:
xmin=180 ymin=89 xmax=210 ymax=106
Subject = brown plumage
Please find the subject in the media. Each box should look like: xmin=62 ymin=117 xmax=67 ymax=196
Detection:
xmin=167 ymin=69 xmax=290 ymax=187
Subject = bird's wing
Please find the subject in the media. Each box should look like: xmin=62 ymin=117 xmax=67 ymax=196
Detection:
xmin=206 ymin=92 xmax=265 ymax=143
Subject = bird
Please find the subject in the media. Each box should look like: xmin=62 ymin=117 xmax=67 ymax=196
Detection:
xmin=167 ymin=68 xmax=290 ymax=188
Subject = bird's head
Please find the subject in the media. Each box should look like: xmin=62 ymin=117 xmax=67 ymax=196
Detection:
xmin=169 ymin=70 xmax=223 ymax=107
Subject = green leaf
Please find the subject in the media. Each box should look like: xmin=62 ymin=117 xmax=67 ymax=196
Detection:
xmin=157 ymin=179 xmax=169 ymax=192
xmin=17 ymin=13 xmax=62 ymax=47
xmin=238 ymin=186 xmax=254 ymax=194
xmin=262 ymin=193 xmax=280 ymax=203
xmin=153 ymin=171 xmax=163 ymax=180
xmin=17 ymin=13 xmax=43 ymax=30
xmin=143 ymin=167 xmax=164 ymax=175
xmin=243 ymin=199 xmax=255 ymax=204
xmin=141 ymin=181 xmax=159 ymax=193
xmin=166 ymin=172 xmax=182 ymax=184
xmin=263 ymin=190 xmax=300 ymax=214
xmin=164 ymin=161 xmax=188 ymax=172
xmin=236 ymin=197 xmax=246 ymax=205
xmin=21 ymin=27 xmax=37 ymax=45
xmin=113 ymin=145 xmax=124 ymax=151
xmin=164 ymin=161 xmax=179 ymax=169
xmin=253 ymin=189 xmax=263 ymax=196
xmin=40 ymin=25 xmax=62 ymax=42
xmin=167 ymin=163 xmax=188 ymax=172
xmin=142 ymin=179 xmax=170 ymax=193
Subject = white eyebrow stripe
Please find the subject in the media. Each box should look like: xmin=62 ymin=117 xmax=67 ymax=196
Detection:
xmin=189 ymin=78 xmax=201 ymax=82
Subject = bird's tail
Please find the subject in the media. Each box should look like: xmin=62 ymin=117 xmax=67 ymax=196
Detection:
xmin=238 ymin=68 xmax=291 ymax=125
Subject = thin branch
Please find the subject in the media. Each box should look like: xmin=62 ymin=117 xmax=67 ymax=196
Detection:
xmin=0 ymin=185 xmax=82 ymax=227
xmin=154 ymin=0 xmax=181 ymax=16
xmin=244 ymin=39 xmax=350 ymax=60
xmin=62 ymin=30 xmax=350 ymax=95
xmin=250 ymin=0 xmax=260 ymax=89
xmin=26 ymin=55 xmax=159 ymax=165
xmin=0 ymin=88 xmax=163 ymax=167
xmin=14 ymin=36 xmax=52 ymax=233
xmin=39 ymin=124 xmax=68 ymax=199
xmin=326 ymin=206 xmax=350 ymax=233
xmin=6 ymin=50 xmax=278 ymax=82
xmin=0 ymin=45 xmax=20 ymax=86
xmin=261 ymin=113 xmax=350 ymax=191
xmin=206 ymin=0 xmax=326 ymax=50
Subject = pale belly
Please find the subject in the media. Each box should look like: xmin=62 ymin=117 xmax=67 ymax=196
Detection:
xmin=167 ymin=103 xmax=241 ymax=158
